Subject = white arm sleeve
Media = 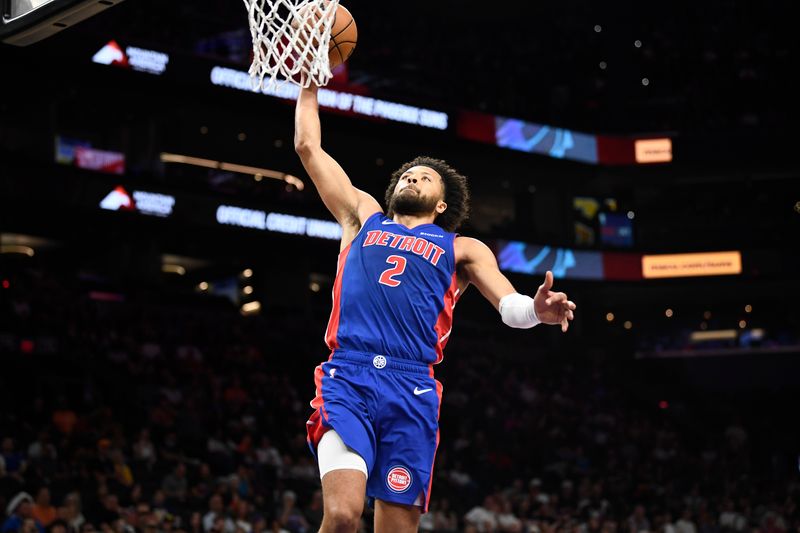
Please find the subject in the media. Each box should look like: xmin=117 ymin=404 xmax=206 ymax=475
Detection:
xmin=499 ymin=293 xmax=541 ymax=329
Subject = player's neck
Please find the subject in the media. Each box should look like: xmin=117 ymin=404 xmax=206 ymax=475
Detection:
xmin=393 ymin=213 xmax=436 ymax=229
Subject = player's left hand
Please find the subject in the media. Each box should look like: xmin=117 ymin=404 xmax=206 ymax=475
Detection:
xmin=533 ymin=270 xmax=576 ymax=332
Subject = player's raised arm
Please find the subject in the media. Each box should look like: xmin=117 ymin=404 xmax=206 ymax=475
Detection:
xmin=456 ymin=237 xmax=577 ymax=332
xmin=294 ymin=85 xmax=381 ymax=233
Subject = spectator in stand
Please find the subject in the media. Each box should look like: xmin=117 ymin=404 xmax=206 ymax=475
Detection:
xmin=30 ymin=488 xmax=56 ymax=527
xmin=19 ymin=519 xmax=39 ymax=533
xmin=223 ymin=376 xmax=249 ymax=411
xmin=419 ymin=508 xmax=435 ymax=531
xmin=302 ymin=490 xmax=323 ymax=532
xmin=150 ymin=397 xmax=177 ymax=432
xmin=254 ymin=437 xmax=280 ymax=466
xmin=111 ymin=449 xmax=135 ymax=489
xmin=150 ymin=490 xmax=169 ymax=521
xmin=274 ymin=491 xmax=308 ymax=533
xmin=0 ymin=439 xmax=26 ymax=477
xmin=496 ymin=496 xmax=523 ymax=532
xmin=162 ymin=463 xmax=189 ymax=503
xmin=56 ymin=493 xmax=85 ymax=532
xmin=132 ymin=429 xmax=157 ymax=469
xmin=191 ymin=463 xmax=215 ymax=505
xmin=696 ymin=505 xmax=717 ymax=533
xmin=659 ymin=512 xmax=678 ymax=533
xmin=435 ymin=498 xmax=459 ymax=532
xmin=676 ymin=508 xmax=697 ymax=533
xmin=2 ymin=492 xmax=43 ymax=533
xmin=233 ymin=498 xmax=266 ymax=533
xmin=92 ymin=493 xmax=122 ymax=529
xmin=203 ymin=495 xmax=234 ymax=533
xmin=51 ymin=397 xmax=78 ymax=437
xmin=465 ymin=495 xmax=500 ymax=532
xmin=760 ymin=509 xmax=788 ymax=533
xmin=26 ymin=432 xmax=56 ymax=463
xmin=231 ymin=466 xmax=253 ymax=500
xmin=627 ymin=504 xmax=650 ymax=533
xmin=421 ymin=498 xmax=458 ymax=532
xmin=48 ymin=520 xmax=69 ymax=533
xmin=584 ymin=510 xmax=603 ymax=533
xmin=188 ymin=511 xmax=204 ymax=533
xmin=719 ymin=499 xmax=747 ymax=532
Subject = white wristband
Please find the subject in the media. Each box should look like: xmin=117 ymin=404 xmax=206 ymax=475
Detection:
xmin=499 ymin=293 xmax=541 ymax=329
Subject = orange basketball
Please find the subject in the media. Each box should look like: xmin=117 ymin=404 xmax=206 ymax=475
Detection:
xmin=328 ymin=5 xmax=357 ymax=69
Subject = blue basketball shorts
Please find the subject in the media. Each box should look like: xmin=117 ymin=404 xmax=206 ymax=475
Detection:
xmin=306 ymin=349 xmax=443 ymax=512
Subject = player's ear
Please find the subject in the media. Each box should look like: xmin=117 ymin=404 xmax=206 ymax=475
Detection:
xmin=436 ymin=201 xmax=447 ymax=214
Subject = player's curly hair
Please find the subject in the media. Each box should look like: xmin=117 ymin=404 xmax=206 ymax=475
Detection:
xmin=384 ymin=156 xmax=471 ymax=233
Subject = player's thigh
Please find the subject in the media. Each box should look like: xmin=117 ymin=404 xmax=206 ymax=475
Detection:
xmin=374 ymin=499 xmax=420 ymax=533
xmin=321 ymin=469 xmax=367 ymax=518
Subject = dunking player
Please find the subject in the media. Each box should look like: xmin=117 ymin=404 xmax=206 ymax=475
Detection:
xmin=295 ymin=85 xmax=576 ymax=533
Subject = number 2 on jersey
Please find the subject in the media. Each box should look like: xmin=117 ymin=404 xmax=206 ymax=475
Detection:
xmin=379 ymin=255 xmax=407 ymax=287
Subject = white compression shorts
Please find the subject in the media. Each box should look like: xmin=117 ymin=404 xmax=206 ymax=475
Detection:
xmin=317 ymin=430 xmax=368 ymax=479
xmin=317 ymin=431 xmax=423 ymax=506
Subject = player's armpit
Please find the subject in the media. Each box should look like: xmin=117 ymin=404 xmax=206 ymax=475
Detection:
xmin=337 ymin=189 xmax=383 ymax=251
xmin=354 ymin=189 xmax=383 ymax=225
xmin=454 ymin=237 xmax=516 ymax=311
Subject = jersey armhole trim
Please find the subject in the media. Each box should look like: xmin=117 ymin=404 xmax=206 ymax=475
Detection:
xmin=354 ymin=211 xmax=384 ymax=239
xmin=360 ymin=210 xmax=384 ymax=226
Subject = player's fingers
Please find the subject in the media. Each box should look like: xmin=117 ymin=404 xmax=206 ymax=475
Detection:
xmin=546 ymin=293 xmax=567 ymax=306
xmin=566 ymin=300 xmax=577 ymax=310
xmin=561 ymin=318 xmax=568 ymax=332
xmin=540 ymin=270 xmax=554 ymax=291
xmin=566 ymin=310 xmax=574 ymax=321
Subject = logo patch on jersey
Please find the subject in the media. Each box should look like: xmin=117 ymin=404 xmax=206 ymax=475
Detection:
xmin=419 ymin=232 xmax=444 ymax=239
xmin=363 ymin=230 xmax=445 ymax=266
xmin=413 ymin=387 xmax=433 ymax=395
xmin=372 ymin=355 xmax=387 ymax=369
xmin=386 ymin=466 xmax=413 ymax=493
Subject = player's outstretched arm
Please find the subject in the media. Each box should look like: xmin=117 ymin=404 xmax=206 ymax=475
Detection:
xmin=456 ymin=237 xmax=577 ymax=332
xmin=294 ymin=85 xmax=381 ymax=233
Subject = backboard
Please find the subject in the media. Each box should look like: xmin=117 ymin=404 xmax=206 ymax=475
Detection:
xmin=1 ymin=0 xmax=126 ymax=46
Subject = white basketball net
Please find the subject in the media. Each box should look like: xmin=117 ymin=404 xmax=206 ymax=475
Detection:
xmin=243 ymin=0 xmax=339 ymax=89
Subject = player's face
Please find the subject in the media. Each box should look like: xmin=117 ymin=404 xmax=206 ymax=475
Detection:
xmin=390 ymin=166 xmax=446 ymax=217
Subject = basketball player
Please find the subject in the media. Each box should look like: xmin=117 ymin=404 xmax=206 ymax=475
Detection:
xmin=295 ymin=84 xmax=576 ymax=533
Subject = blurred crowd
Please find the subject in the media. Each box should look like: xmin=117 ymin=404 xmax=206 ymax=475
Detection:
xmin=1 ymin=261 xmax=798 ymax=533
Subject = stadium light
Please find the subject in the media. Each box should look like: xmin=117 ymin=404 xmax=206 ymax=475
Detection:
xmin=241 ymin=301 xmax=261 ymax=315
xmin=160 ymin=152 xmax=305 ymax=191
xmin=0 ymin=245 xmax=34 ymax=256
xmin=162 ymin=264 xmax=186 ymax=275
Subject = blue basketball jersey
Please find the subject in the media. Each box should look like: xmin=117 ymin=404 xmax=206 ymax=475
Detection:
xmin=325 ymin=212 xmax=459 ymax=364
